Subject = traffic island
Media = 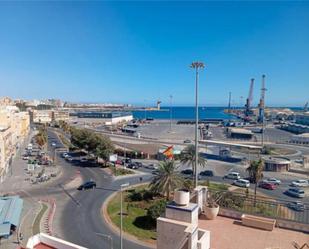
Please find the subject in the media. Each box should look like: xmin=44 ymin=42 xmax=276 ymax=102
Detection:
xmin=102 ymin=184 xmax=161 ymax=248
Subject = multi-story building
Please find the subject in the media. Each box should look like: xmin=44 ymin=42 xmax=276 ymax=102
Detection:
xmin=52 ymin=109 xmax=70 ymax=122
xmin=31 ymin=110 xmax=53 ymax=124
xmin=0 ymin=104 xmax=30 ymax=182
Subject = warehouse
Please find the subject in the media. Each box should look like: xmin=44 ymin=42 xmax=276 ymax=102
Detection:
xmin=227 ymin=128 xmax=253 ymax=139
xmin=72 ymin=111 xmax=133 ymax=125
xmin=0 ymin=196 xmax=23 ymax=238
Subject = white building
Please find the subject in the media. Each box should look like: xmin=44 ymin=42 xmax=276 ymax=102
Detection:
xmin=74 ymin=111 xmax=133 ymax=125
xmin=31 ymin=110 xmax=53 ymax=124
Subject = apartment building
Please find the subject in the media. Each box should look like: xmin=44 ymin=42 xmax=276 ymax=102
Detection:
xmin=0 ymin=104 xmax=30 ymax=182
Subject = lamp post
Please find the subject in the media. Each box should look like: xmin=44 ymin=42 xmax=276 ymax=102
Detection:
xmin=120 ymin=182 xmax=129 ymax=249
xmin=190 ymin=61 xmax=205 ymax=188
xmin=95 ymin=233 xmax=113 ymax=249
xmin=169 ymin=95 xmax=173 ymax=132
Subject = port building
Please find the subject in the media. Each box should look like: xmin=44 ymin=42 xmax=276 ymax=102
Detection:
xmin=71 ymin=111 xmax=133 ymax=125
xmin=263 ymin=157 xmax=291 ymax=172
xmin=0 ymin=196 xmax=23 ymax=239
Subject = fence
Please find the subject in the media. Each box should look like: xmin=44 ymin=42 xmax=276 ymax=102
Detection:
xmin=209 ymin=189 xmax=309 ymax=225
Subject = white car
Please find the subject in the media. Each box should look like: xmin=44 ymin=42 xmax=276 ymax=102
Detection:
xmin=291 ymin=180 xmax=309 ymax=187
xmin=51 ymin=142 xmax=56 ymax=147
xmin=224 ymin=172 xmax=241 ymax=180
xmin=233 ymin=179 xmax=250 ymax=188
xmin=264 ymin=178 xmax=281 ymax=185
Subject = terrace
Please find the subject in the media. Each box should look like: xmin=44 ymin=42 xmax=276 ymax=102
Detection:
xmin=199 ymin=215 xmax=308 ymax=249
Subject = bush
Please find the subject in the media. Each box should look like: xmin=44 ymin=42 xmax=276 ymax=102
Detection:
xmin=142 ymin=190 xmax=155 ymax=201
xmin=147 ymin=200 xmax=167 ymax=221
xmin=128 ymin=191 xmax=143 ymax=202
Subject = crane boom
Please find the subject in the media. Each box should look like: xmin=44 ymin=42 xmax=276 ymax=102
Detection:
xmin=258 ymin=75 xmax=267 ymax=123
xmin=245 ymin=78 xmax=254 ymax=118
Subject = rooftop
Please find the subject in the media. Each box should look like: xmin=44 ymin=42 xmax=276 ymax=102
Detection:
xmin=34 ymin=243 xmax=56 ymax=249
xmin=198 ymin=216 xmax=308 ymax=249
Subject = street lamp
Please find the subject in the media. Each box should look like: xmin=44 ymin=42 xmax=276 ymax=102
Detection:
xmin=120 ymin=182 xmax=129 ymax=249
xmin=95 ymin=233 xmax=113 ymax=249
xmin=169 ymin=95 xmax=173 ymax=132
xmin=190 ymin=61 xmax=205 ymax=188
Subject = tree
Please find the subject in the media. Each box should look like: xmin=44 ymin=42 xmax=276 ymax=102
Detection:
xmin=246 ymin=159 xmax=264 ymax=204
xmin=149 ymin=160 xmax=183 ymax=200
xmin=147 ymin=200 xmax=167 ymax=221
xmin=180 ymin=145 xmax=206 ymax=178
xmin=35 ymin=127 xmax=47 ymax=148
xmin=94 ymin=135 xmax=114 ymax=160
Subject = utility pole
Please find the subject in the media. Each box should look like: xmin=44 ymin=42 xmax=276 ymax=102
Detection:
xmin=190 ymin=61 xmax=205 ymax=188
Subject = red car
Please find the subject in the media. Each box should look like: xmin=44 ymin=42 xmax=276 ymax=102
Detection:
xmin=258 ymin=181 xmax=276 ymax=190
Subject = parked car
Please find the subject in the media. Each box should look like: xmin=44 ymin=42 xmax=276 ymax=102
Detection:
xmin=258 ymin=181 xmax=276 ymax=190
xmin=22 ymin=156 xmax=29 ymax=160
xmin=291 ymin=179 xmax=309 ymax=187
xmin=224 ymin=172 xmax=240 ymax=180
xmin=122 ymin=158 xmax=132 ymax=165
xmin=80 ymin=158 xmax=88 ymax=163
xmin=145 ymin=164 xmax=158 ymax=170
xmin=135 ymin=162 xmax=143 ymax=168
xmin=285 ymin=188 xmax=305 ymax=198
xmin=77 ymin=181 xmax=97 ymax=190
xmin=263 ymin=178 xmax=281 ymax=185
xmin=287 ymin=201 xmax=305 ymax=212
xmin=128 ymin=163 xmax=139 ymax=169
xmin=115 ymin=159 xmax=123 ymax=165
xmin=181 ymin=169 xmax=193 ymax=175
xmin=199 ymin=170 xmax=214 ymax=177
xmin=183 ymin=139 xmax=192 ymax=144
xmin=51 ymin=142 xmax=56 ymax=147
xmin=67 ymin=156 xmax=73 ymax=162
xmin=62 ymin=152 xmax=68 ymax=158
xmin=233 ymin=179 xmax=250 ymax=188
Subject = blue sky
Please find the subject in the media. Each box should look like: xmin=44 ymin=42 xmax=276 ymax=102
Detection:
xmin=0 ymin=1 xmax=308 ymax=107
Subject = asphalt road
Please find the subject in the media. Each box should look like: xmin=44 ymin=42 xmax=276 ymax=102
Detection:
xmin=47 ymin=129 xmax=153 ymax=249
xmin=7 ymin=129 xmax=152 ymax=249
xmin=4 ymin=127 xmax=308 ymax=249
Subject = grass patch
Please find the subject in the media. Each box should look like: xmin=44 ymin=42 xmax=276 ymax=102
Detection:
xmin=109 ymin=166 xmax=134 ymax=176
xmin=107 ymin=185 xmax=162 ymax=241
xmin=199 ymin=180 xmax=229 ymax=191
xmin=33 ymin=203 xmax=48 ymax=235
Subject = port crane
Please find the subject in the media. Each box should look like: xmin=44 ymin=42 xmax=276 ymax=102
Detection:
xmin=258 ymin=75 xmax=267 ymax=123
xmin=304 ymin=102 xmax=308 ymax=112
xmin=244 ymin=78 xmax=254 ymax=120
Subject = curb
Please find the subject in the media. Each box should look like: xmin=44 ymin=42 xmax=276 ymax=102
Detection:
xmin=101 ymin=183 xmax=156 ymax=249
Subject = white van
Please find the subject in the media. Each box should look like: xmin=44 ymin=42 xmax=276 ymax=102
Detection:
xmin=224 ymin=172 xmax=240 ymax=180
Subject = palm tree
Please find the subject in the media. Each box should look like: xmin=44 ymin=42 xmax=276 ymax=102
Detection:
xmin=180 ymin=144 xmax=206 ymax=178
xmin=246 ymin=159 xmax=264 ymax=204
xmin=149 ymin=160 xmax=183 ymax=200
xmin=35 ymin=127 xmax=48 ymax=148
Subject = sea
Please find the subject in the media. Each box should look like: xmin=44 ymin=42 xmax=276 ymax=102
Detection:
xmin=132 ymin=106 xmax=303 ymax=120
xmin=132 ymin=107 xmax=234 ymax=120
